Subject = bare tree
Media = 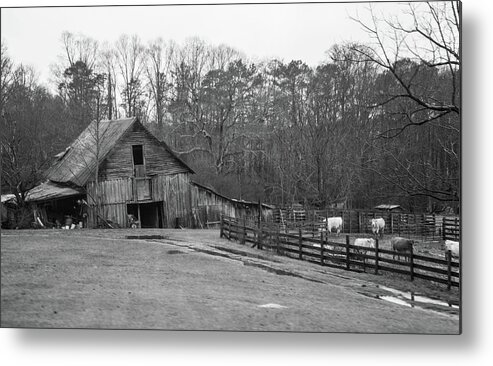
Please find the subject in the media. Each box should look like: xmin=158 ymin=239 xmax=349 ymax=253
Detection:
xmin=115 ymin=34 xmax=146 ymax=119
xmin=99 ymin=43 xmax=119 ymax=120
xmin=145 ymin=38 xmax=176 ymax=129
xmin=0 ymin=43 xmax=14 ymax=113
xmin=348 ymin=1 xmax=460 ymax=136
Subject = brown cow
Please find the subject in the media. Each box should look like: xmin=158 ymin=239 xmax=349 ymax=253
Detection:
xmin=390 ymin=237 xmax=414 ymax=261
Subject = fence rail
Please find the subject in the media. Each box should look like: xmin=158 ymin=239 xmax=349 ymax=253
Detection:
xmin=443 ymin=217 xmax=460 ymax=240
xmin=220 ymin=216 xmax=460 ymax=290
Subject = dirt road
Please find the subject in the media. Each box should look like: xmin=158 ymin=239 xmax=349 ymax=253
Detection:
xmin=1 ymin=229 xmax=460 ymax=333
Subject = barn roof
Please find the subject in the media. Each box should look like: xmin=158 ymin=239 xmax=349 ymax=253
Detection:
xmin=374 ymin=204 xmax=402 ymax=211
xmin=191 ymin=181 xmax=275 ymax=209
xmin=1 ymin=194 xmax=16 ymax=204
xmin=44 ymin=117 xmax=193 ymax=186
xmin=25 ymin=181 xmax=84 ymax=202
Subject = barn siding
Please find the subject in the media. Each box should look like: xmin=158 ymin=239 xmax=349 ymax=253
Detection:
xmin=99 ymin=123 xmax=190 ymax=181
xmin=85 ymin=173 xmax=271 ymax=228
xmin=86 ymin=173 xmax=193 ymax=228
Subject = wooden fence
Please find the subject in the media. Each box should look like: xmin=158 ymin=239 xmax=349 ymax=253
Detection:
xmin=220 ymin=216 xmax=460 ymax=290
xmin=443 ymin=217 xmax=460 ymax=240
xmin=271 ymin=208 xmax=459 ymax=241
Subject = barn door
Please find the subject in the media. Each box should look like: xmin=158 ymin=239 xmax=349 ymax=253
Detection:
xmin=135 ymin=178 xmax=152 ymax=201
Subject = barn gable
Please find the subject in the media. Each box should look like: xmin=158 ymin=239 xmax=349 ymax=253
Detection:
xmin=44 ymin=117 xmax=193 ymax=186
xmin=99 ymin=121 xmax=193 ymax=181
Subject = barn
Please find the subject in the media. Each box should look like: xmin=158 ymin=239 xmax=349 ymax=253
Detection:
xmin=25 ymin=117 xmax=271 ymax=229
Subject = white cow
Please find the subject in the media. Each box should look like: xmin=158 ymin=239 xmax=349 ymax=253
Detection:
xmin=354 ymin=238 xmax=376 ymax=268
xmin=444 ymin=240 xmax=460 ymax=257
xmin=324 ymin=216 xmax=343 ymax=236
xmin=354 ymin=238 xmax=376 ymax=250
xmin=371 ymin=218 xmax=385 ymax=238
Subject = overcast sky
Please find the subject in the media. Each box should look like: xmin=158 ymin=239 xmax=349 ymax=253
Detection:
xmin=1 ymin=1 xmax=406 ymax=88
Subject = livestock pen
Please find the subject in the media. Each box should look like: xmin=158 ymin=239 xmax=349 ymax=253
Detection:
xmin=220 ymin=216 xmax=460 ymax=291
xmin=271 ymin=208 xmax=459 ymax=242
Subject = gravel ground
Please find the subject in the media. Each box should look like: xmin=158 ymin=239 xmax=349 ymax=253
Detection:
xmin=1 ymin=229 xmax=460 ymax=333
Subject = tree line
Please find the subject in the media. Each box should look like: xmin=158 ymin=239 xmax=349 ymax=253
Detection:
xmin=1 ymin=1 xmax=460 ymax=214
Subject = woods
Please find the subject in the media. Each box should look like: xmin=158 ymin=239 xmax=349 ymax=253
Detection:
xmin=1 ymin=2 xmax=460 ymax=215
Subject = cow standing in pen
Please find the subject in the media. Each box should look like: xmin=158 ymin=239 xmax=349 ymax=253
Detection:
xmin=444 ymin=240 xmax=460 ymax=257
xmin=354 ymin=238 xmax=376 ymax=268
xmin=390 ymin=237 xmax=414 ymax=261
xmin=371 ymin=218 xmax=385 ymax=238
xmin=323 ymin=216 xmax=343 ymax=236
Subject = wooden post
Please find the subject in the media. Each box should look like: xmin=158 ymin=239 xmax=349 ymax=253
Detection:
xmin=258 ymin=200 xmax=262 ymax=228
xmin=320 ymin=231 xmax=324 ymax=265
xmin=421 ymin=214 xmax=427 ymax=236
xmin=390 ymin=213 xmax=394 ymax=234
xmin=137 ymin=204 xmax=141 ymax=229
xmin=242 ymin=217 xmax=246 ymax=244
xmin=349 ymin=212 xmax=352 ymax=234
xmin=410 ymin=244 xmax=414 ymax=281
xmin=442 ymin=219 xmax=446 ymax=240
xmin=226 ymin=218 xmax=230 ymax=240
xmin=414 ymin=214 xmax=418 ymax=237
xmin=433 ymin=214 xmax=437 ymax=240
xmin=298 ymin=228 xmax=303 ymax=260
xmin=357 ymin=211 xmax=361 ymax=234
xmin=258 ymin=222 xmax=263 ymax=250
xmin=220 ymin=215 xmax=224 ymax=238
xmin=346 ymin=235 xmax=350 ymax=270
xmin=374 ymin=238 xmax=379 ymax=275
xmin=446 ymin=250 xmax=452 ymax=291
xmin=398 ymin=214 xmax=401 ymax=236
xmin=276 ymin=229 xmax=280 ymax=254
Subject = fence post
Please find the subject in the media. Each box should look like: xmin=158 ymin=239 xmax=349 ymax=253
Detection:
xmin=414 ymin=214 xmax=418 ymax=237
xmin=258 ymin=222 xmax=263 ymax=250
xmin=220 ymin=215 xmax=224 ymax=238
xmin=410 ymin=244 xmax=414 ymax=281
xmin=242 ymin=217 xmax=246 ymax=244
xmin=312 ymin=219 xmax=315 ymax=238
xmin=390 ymin=213 xmax=394 ymax=234
xmin=320 ymin=231 xmax=324 ymax=265
xmin=398 ymin=214 xmax=401 ymax=236
xmin=422 ymin=214 xmax=426 ymax=237
xmin=374 ymin=238 xmax=379 ymax=275
xmin=276 ymin=228 xmax=280 ymax=254
xmin=226 ymin=218 xmax=231 ymax=240
xmin=299 ymin=228 xmax=303 ymax=260
xmin=346 ymin=235 xmax=350 ymax=270
xmin=358 ymin=211 xmax=361 ymax=233
xmin=447 ymin=249 xmax=452 ymax=291
xmin=433 ymin=214 xmax=437 ymax=240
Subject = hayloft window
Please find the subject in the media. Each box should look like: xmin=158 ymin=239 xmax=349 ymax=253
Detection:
xmin=132 ymin=145 xmax=146 ymax=178
xmin=132 ymin=145 xmax=144 ymax=165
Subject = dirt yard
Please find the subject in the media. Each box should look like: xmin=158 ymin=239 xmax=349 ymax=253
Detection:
xmin=1 ymin=228 xmax=460 ymax=333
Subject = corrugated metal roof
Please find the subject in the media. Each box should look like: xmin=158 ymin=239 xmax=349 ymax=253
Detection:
xmin=1 ymin=194 xmax=17 ymax=204
xmin=374 ymin=204 xmax=402 ymax=210
xmin=25 ymin=181 xmax=84 ymax=202
xmin=44 ymin=117 xmax=193 ymax=186
xmin=45 ymin=117 xmax=136 ymax=186
xmin=191 ymin=181 xmax=275 ymax=209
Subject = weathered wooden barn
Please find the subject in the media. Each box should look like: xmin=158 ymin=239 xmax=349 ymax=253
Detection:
xmin=190 ymin=181 xmax=274 ymax=227
xmin=26 ymin=117 xmax=272 ymax=229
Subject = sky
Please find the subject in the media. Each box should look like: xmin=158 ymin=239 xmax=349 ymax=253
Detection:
xmin=0 ymin=0 xmax=407 ymax=89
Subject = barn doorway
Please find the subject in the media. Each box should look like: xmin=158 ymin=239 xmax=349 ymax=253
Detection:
xmin=127 ymin=202 xmax=163 ymax=228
